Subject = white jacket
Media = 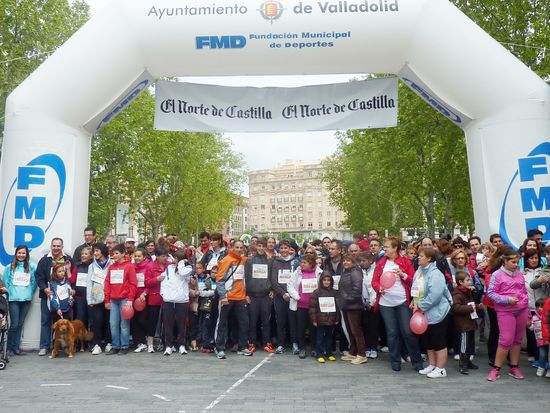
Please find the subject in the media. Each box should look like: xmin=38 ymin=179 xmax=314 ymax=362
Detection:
xmin=362 ymin=265 xmax=376 ymax=306
xmin=287 ymin=266 xmax=322 ymax=311
xmin=160 ymin=261 xmax=192 ymax=303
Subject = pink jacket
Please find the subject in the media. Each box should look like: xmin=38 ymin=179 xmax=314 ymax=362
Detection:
xmin=487 ymin=267 xmax=528 ymax=312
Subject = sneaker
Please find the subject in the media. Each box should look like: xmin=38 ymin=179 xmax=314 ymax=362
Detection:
xmin=427 ymin=367 xmax=447 ymax=378
xmin=380 ymin=346 xmax=389 ymax=353
xmin=105 ymin=348 xmax=119 ymax=355
xmin=418 ymin=365 xmax=436 ymax=375
xmin=105 ymin=343 xmax=112 ymax=353
xmin=147 ymin=344 xmax=155 ymax=353
xmin=118 ymin=348 xmax=128 ymax=355
xmin=508 ymin=367 xmax=524 ymax=380
xmin=217 ymin=350 xmax=226 ymax=359
xmin=351 ymin=355 xmax=368 ymax=365
xmin=164 ymin=347 xmax=173 ymax=356
xmin=299 ymin=349 xmax=307 ymax=359
xmin=134 ymin=343 xmax=147 ymax=353
xmin=536 ymin=367 xmax=545 ymax=377
xmin=342 ymin=350 xmax=350 ymax=356
xmin=248 ymin=343 xmax=256 ymax=353
xmin=545 ymin=370 xmax=550 ymax=378
xmin=237 ymin=348 xmax=253 ymax=356
xmin=328 ymin=355 xmax=336 ymax=362
xmin=92 ymin=345 xmax=102 ymax=355
xmin=453 ymin=354 xmax=460 ymax=361
xmin=487 ymin=367 xmax=501 ymax=381
xmin=275 ymin=345 xmax=284 ymax=354
xmin=179 ymin=345 xmax=188 ymax=355
xmin=368 ymin=350 xmax=378 ymax=359
xmin=292 ymin=343 xmax=300 ymax=355
xmin=341 ymin=354 xmax=356 ymax=361
xmin=527 ymin=356 xmax=535 ymax=362
xmin=38 ymin=349 xmax=47 ymax=356
xmin=317 ymin=357 xmax=326 ymax=363
xmin=263 ymin=343 xmax=275 ymax=353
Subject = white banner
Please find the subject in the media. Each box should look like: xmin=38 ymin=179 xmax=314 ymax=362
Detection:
xmin=154 ymin=77 xmax=398 ymax=133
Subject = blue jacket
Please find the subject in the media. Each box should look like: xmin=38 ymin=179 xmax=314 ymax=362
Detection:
xmin=414 ymin=262 xmax=452 ymax=324
xmin=49 ymin=279 xmax=74 ymax=312
xmin=2 ymin=262 xmax=37 ymax=301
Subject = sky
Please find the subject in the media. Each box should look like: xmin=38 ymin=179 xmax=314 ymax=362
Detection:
xmin=82 ymin=0 xmax=361 ymax=174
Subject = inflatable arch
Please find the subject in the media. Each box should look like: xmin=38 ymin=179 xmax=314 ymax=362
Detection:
xmin=1 ymin=0 xmax=549 ymax=266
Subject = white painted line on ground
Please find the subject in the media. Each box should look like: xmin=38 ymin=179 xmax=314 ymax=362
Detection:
xmin=105 ymin=385 xmax=129 ymax=390
xmin=201 ymin=353 xmax=273 ymax=412
xmin=153 ymin=394 xmax=171 ymax=402
xmin=40 ymin=383 xmax=72 ymax=387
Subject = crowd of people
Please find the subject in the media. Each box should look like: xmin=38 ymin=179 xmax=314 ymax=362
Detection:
xmin=1 ymin=226 xmax=549 ymax=382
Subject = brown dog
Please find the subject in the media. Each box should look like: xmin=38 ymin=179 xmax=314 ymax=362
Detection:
xmin=50 ymin=319 xmax=75 ymax=359
xmin=71 ymin=319 xmax=93 ymax=352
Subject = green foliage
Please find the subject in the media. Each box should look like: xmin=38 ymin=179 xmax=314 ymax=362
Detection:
xmin=89 ymin=90 xmax=246 ymax=240
xmin=0 ymin=0 xmax=90 ymax=142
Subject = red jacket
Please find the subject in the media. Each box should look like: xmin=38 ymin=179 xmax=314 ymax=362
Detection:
xmin=542 ymin=297 xmax=550 ymax=343
xmin=357 ymin=239 xmax=370 ymax=251
xmin=483 ymin=270 xmax=495 ymax=309
xmin=104 ymin=258 xmax=137 ymax=304
xmin=133 ymin=260 xmax=150 ymax=298
xmin=145 ymin=259 xmax=167 ymax=306
xmin=372 ymin=255 xmax=415 ymax=311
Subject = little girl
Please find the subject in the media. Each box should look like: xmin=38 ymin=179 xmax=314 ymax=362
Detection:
xmin=487 ymin=247 xmax=530 ymax=381
xmin=132 ymin=248 xmax=150 ymax=353
xmin=531 ymin=298 xmax=549 ymax=377
xmin=50 ymin=263 xmax=74 ymax=321
xmin=198 ymin=264 xmax=216 ymax=352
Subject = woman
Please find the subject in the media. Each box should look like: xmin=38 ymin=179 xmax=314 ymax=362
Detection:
xmin=372 ymin=237 xmax=423 ymax=372
xmin=70 ymin=246 xmax=93 ymax=326
xmin=145 ymin=240 xmax=156 ymax=260
xmin=519 ymin=238 xmax=547 ymax=269
xmin=2 ymin=245 xmax=37 ymax=356
xmin=338 ymin=254 xmax=367 ymax=365
xmin=144 ymin=246 xmax=169 ymax=353
xmin=412 ymin=248 xmax=452 ymax=378
xmin=523 ymin=248 xmax=544 ymax=362
xmin=87 ymin=242 xmax=112 ymax=355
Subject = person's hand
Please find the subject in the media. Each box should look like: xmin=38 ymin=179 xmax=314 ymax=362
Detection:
xmin=157 ymin=275 xmax=165 ymax=282
xmin=69 ymin=300 xmax=74 ymax=307
xmin=245 ymin=296 xmax=251 ymax=304
xmin=412 ymin=302 xmax=419 ymax=312
xmin=540 ymin=275 xmax=550 ymax=284
xmin=509 ymin=297 xmax=518 ymax=305
xmin=365 ymin=304 xmax=372 ymax=311
xmin=105 ymin=303 xmax=111 ymax=310
xmin=478 ymin=262 xmax=488 ymax=270
xmin=379 ymin=287 xmax=385 ymax=295
xmin=71 ymin=289 xmax=76 ymax=296
xmin=269 ymin=291 xmax=274 ymax=299
xmin=477 ymin=303 xmax=484 ymax=311
xmin=313 ymin=322 xmax=317 ymax=327
xmin=283 ymin=293 xmax=290 ymax=303
xmin=140 ymin=292 xmax=147 ymax=300
xmin=394 ymin=269 xmax=404 ymax=279
xmin=526 ymin=318 xmax=533 ymax=328
xmin=57 ymin=309 xmax=62 ymax=317
xmin=468 ymin=286 xmax=475 ymax=291
xmin=0 ymin=287 xmax=7 ymax=293
xmin=44 ymin=288 xmax=53 ymax=296
xmin=220 ymin=298 xmax=229 ymax=306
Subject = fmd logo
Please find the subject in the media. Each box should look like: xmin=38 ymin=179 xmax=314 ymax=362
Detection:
xmin=500 ymin=142 xmax=550 ymax=249
xmin=195 ymin=35 xmax=247 ymax=49
xmin=0 ymin=154 xmax=66 ymax=266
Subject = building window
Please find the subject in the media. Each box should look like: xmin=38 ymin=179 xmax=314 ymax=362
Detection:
xmin=308 ymin=222 xmax=313 ymax=229
xmin=327 ymin=221 xmax=331 ymax=227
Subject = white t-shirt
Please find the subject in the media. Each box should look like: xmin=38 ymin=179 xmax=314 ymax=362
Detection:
xmin=378 ymin=259 xmax=407 ymax=307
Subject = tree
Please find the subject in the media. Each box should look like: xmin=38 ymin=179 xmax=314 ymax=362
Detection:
xmin=0 ymin=1 xmax=90 ymax=146
xmin=89 ymin=90 xmax=246 ymax=240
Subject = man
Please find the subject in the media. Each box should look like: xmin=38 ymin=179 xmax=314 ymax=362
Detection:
xmin=369 ymin=238 xmax=383 ymax=260
xmin=124 ymin=237 xmax=136 ymax=258
xmin=215 ymin=240 xmax=251 ymax=359
xmin=527 ymin=229 xmax=545 ymax=246
xmin=413 ymin=237 xmax=452 ymax=280
xmin=326 ymin=240 xmax=344 ymax=280
xmin=321 ymin=235 xmax=332 ymax=259
xmin=468 ymin=236 xmax=482 ymax=270
xmin=105 ymin=235 xmax=117 ymax=257
xmin=35 ymin=238 xmax=73 ymax=356
xmin=348 ymin=243 xmax=362 ymax=260
xmin=73 ymin=226 xmax=97 ymax=262
xmin=368 ymin=229 xmax=380 ymax=240
xmin=244 ymin=238 xmax=274 ymax=353
xmin=195 ymin=231 xmax=211 ymax=263
xmin=269 ymin=239 xmax=296 ymax=354
xmin=266 ymin=237 xmax=278 ymax=259
xmin=489 ymin=233 xmax=504 ymax=248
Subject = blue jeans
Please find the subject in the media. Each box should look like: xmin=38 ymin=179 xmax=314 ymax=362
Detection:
xmin=109 ymin=299 xmax=130 ymax=349
xmin=7 ymin=301 xmax=31 ymax=352
xmin=379 ymin=302 xmax=423 ymax=370
xmin=539 ymin=345 xmax=549 ymax=369
xmin=40 ymin=297 xmax=51 ymax=350
xmin=199 ymin=310 xmax=213 ymax=348
xmin=316 ymin=325 xmax=335 ymax=357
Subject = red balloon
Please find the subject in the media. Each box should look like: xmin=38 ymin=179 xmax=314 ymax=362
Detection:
xmin=410 ymin=311 xmax=428 ymax=335
xmin=380 ymin=271 xmax=397 ymax=290
xmin=134 ymin=297 xmax=146 ymax=312
xmin=121 ymin=301 xmax=135 ymax=320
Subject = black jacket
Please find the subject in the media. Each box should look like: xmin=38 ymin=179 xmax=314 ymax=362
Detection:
xmin=337 ymin=266 xmax=364 ymax=311
xmin=36 ymin=253 xmax=74 ymax=299
xmin=244 ymin=254 xmax=271 ymax=297
xmin=269 ymin=256 xmax=294 ymax=296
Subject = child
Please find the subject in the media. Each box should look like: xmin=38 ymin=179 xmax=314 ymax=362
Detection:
xmin=541 ymin=297 xmax=550 ymax=377
xmin=452 ymin=270 xmax=484 ymax=374
xmin=50 ymin=264 xmax=74 ymax=321
xmin=188 ymin=268 xmax=200 ymax=352
xmin=160 ymin=250 xmax=192 ymax=356
xmin=523 ymin=248 xmax=543 ymax=362
xmin=309 ymin=272 xmax=339 ymax=363
xmin=287 ymin=254 xmax=321 ymax=359
xmin=531 ymin=298 xmax=549 ymax=377
xmin=104 ymin=243 xmax=137 ymax=355
xmin=132 ymin=248 xmax=150 ymax=353
xmin=486 ymin=247 xmax=529 ymax=381
xmin=198 ymin=264 xmax=216 ymax=352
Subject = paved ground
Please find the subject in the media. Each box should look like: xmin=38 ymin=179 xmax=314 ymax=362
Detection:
xmin=1 ymin=347 xmax=548 ymax=413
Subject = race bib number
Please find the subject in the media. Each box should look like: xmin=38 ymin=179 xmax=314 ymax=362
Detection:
xmin=76 ymin=272 xmax=88 ymax=288
xmin=534 ymin=320 xmax=542 ymax=339
xmin=57 ymin=285 xmax=70 ymax=301
xmin=319 ymin=297 xmax=336 ymax=313
xmin=278 ymin=269 xmax=291 ymax=284
xmin=13 ymin=271 xmax=30 ymax=287
xmin=233 ymin=265 xmax=244 ymax=280
xmin=91 ymin=269 xmax=106 ymax=285
xmin=252 ymin=264 xmax=268 ymax=279
xmin=198 ymin=282 xmax=206 ymax=291
xmin=110 ymin=269 xmax=124 ymax=285
xmin=411 ymin=276 xmax=422 ymax=298
xmin=301 ymin=278 xmax=317 ymax=294
xmin=332 ymin=275 xmax=341 ymax=290
xmin=136 ymin=273 xmax=145 ymax=288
